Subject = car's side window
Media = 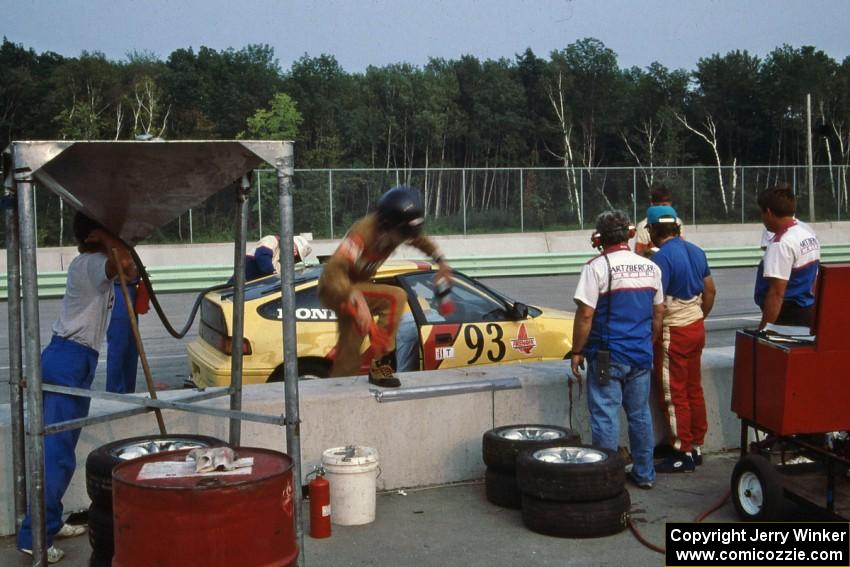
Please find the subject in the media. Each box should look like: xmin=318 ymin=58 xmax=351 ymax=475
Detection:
xmin=257 ymin=287 xmax=338 ymax=322
xmin=401 ymin=272 xmax=510 ymax=323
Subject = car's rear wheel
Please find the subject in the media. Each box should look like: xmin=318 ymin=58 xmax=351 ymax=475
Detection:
xmin=268 ymin=359 xmax=331 ymax=382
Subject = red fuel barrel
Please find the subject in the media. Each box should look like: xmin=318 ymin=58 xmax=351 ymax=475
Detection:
xmin=112 ymin=447 xmax=297 ymax=567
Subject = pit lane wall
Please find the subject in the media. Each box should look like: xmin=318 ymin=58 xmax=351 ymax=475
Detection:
xmin=0 ymin=347 xmax=736 ymax=535
xmin=8 ymin=221 xmax=850 ymax=273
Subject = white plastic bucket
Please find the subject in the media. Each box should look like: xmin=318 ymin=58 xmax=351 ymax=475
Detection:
xmin=321 ymin=445 xmax=379 ymax=526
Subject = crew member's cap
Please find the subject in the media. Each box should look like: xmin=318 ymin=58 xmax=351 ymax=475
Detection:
xmin=646 ymin=205 xmax=678 ymax=225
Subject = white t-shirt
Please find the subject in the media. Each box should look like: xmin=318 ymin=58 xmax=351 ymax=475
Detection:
xmin=52 ymin=253 xmax=114 ymax=351
xmin=760 ymin=219 xmax=813 ymax=249
xmin=574 ymin=245 xmax=664 ymax=368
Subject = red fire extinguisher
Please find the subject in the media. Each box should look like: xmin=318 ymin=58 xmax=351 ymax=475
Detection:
xmin=308 ymin=467 xmax=331 ymax=538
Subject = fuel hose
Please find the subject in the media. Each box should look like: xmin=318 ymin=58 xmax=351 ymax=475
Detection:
xmin=130 ymin=247 xmax=232 ymax=339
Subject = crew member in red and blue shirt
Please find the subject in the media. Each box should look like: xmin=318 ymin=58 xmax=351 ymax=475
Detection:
xmin=571 ymin=210 xmax=664 ymax=490
xmin=754 ymin=185 xmax=820 ymax=330
xmin=647 ymin=205 xmax=716 ymax=473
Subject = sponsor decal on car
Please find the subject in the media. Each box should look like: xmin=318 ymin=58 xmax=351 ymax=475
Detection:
xmin=435 ymin=346 xmax=455 ymax=361
xmin=276 ymin=307 xmax=339 ymax=321
xmin=510 ymin=323 xmax=537 ymax=354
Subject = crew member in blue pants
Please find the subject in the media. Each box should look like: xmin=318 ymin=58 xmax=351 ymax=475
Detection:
xmin=17 ymin=212 xmax=135 ymax=564
xmin=106 ymin=280 xmax=139 ymax=393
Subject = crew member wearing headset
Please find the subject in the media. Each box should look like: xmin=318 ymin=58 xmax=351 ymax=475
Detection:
xmin=571 ymin=210 xmax=664 ymax=490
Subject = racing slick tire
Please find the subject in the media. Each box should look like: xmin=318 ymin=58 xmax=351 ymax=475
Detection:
xmin=482 ymin=425 xmax=581 ymax=471
xmin=86 ymin=434 xmax=227 ymax=566
xmin=516 ymin=445 xmax=624 ymax=502
xmin=85 ymin=434 xmax=227 ymax=506
xmin=521 ymin=490 xmax=631 ymax=539
xmin=87 ymin=501 xmax=114 ymax=567
xmin=731 ymin=454 xmax=785 ymax=521
xmin=484 ymin=467 xmax=522 ymax=509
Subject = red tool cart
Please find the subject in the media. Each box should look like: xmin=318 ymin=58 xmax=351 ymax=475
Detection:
xmin=730 ymin=263 xmax=850 ymax=521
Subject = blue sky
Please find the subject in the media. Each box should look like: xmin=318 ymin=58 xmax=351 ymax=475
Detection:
xmin=3 ymin=0 xmax=849 ymax=72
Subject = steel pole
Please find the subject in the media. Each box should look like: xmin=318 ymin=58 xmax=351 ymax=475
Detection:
xmin=519 ymin=168 xmax=524 ymax=233
xmin=257 ymin=170 xmax=263 ymax=239
xmin=4 ymin=183 xmax=27 ymax=529
xmin=462 ymin=169 xmax=467 ymax=236
xmin=277 ymin=144 xmax=305 ymax=565
xmin=633 ymin=168 xmax=637 ymax=222
xmin=806 ymin=94 xmax=815 ymax=222
xmin=580 ymin=169 xmax=584 ymax=230
xmin=16 ymin=161 xmax=48 ymax=565
xmin=692 ymin=168 xmax=696 ymax=225
xmin=228 ymin=175 xmax=250 ymax=446
xmin=328 ymin=170 xmax=334 ymax=240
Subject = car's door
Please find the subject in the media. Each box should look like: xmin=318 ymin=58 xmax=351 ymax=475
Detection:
xmin=397 ymin=271 xmax=550 ymax=370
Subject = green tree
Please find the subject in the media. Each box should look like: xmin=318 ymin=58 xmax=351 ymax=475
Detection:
xmin=242 ymin=92 xmax=302 ymax=139
xmin=283 ymin=54 xmax=351 ymax=167
xmin=50 ymin=51 xmax=123 ymax=139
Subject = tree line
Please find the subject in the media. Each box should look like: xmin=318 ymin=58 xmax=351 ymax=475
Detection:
xmin=1 ymin=36 xmax=848 ymax=240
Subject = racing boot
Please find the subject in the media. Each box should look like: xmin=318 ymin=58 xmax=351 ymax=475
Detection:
xmin=368 ymin=355 xmax=400 ymax=388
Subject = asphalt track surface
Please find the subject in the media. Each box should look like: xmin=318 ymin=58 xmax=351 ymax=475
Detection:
xmin=0 ymin=267 xmax=758 ymax=403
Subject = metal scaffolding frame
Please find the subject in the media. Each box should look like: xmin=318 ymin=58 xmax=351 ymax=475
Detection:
xmin=3 ymin=140 xmax=305 ymax=566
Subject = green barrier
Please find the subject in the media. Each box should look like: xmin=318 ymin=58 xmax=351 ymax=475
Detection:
xmin=3 ymin=245 xmax=850 ymax=299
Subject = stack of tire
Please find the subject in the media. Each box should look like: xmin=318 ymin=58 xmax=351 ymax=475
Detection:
xmin=482 ymin=424 xmax=630 ymax=538
xmin=86 ymin=434 xmax=228 ymax=567
xmin=482 ymin=425 xmax=581 ymax=510
xmin=516 ymin=445 xmax=630 ymax=538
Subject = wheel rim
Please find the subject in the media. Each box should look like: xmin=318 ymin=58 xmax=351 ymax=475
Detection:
xmin=110 ymin=438 xmax=211 ymax=460
xmin=737 ymin=471 xmax=764 ymax=515
xmin=497 ymin=426 xmax=567 ymax=441
xmin=533 ymin=446 xmax=607 ymax=464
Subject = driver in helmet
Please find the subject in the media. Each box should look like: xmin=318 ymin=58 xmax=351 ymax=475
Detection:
xmin=318 ymin=186 xmax=452 ymax=387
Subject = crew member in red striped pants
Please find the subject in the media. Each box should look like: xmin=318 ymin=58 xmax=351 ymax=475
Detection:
xmin=647 ymin=205 xmax=716 ymax=473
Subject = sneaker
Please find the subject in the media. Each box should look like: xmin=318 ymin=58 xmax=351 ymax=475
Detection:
xmin=56 ymin=523 xmax=86 ymax=538
xmin=691 ymin=446 xmax=703 ymax=466
xmin=368 ymin=362 xmax=401 ymax=388
xmin=618 ymin=446 xmax=634 ymax=473
xmin=627 ymin=472 xmax=654 ymax=490
xmin=19 ymin=545 xmax=64 ymax=563
xmin=655 ymin=450 xmax=695 ymax=474
xmin=653 ymin=443 xmax=675 ymax=460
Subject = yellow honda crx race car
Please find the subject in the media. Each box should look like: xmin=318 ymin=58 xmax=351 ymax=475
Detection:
xmin=187 ymin=260 xmax=574 ymax=387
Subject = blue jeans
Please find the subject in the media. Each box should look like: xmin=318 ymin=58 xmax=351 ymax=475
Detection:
xmin=585 ymin=356 xmax=655 ymax=484
xmin=18 ymin=336 xmax=98 ymax=550
xmin=395 ymin=312 xmax=420 ymax=372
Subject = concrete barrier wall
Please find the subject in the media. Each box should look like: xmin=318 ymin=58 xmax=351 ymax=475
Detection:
xmin=0 ymin=347 xmax=737 ymax=536
xmin=8 ymin=221 xmax=850 ymax=273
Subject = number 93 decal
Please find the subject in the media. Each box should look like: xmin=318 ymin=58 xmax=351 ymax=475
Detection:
xmin=464 ymin=324 xmax=506 ymax=363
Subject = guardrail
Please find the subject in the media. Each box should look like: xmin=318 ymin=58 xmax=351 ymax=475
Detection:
xmin=3 ymin=245 xmax=850 ymax=299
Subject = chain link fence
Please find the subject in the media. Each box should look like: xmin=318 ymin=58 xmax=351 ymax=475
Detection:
xmin=4 ymin=165 xmax=848 ymax=247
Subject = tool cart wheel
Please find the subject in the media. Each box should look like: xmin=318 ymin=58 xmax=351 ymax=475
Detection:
xmin=731 ymin=454 xmax=784 ymax=521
